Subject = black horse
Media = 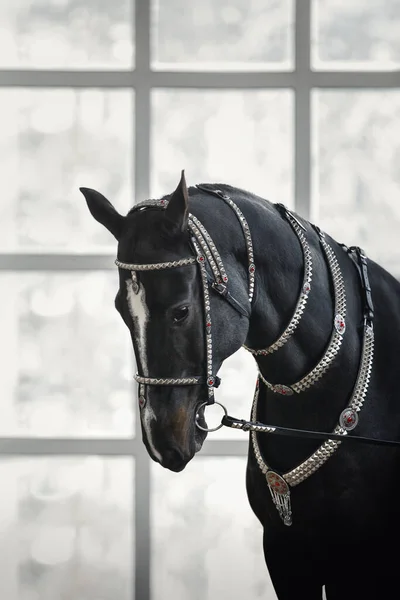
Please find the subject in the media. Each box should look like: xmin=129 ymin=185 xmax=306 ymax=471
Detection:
xmin=81 ymin=173 xmax=400 ymax=599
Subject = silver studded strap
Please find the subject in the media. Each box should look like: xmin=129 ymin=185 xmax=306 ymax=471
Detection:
xmin=134 ymin=375 xmax=203 ymax=386
xmin=189 ymin=214 xmax=228 ymax=284
xmin=256 ymin=232 xmax=347 ymax=395
xmin=191 ymin=237 xmax=217 ymax=404
xmin=244 ymin=207 xmax=313 ymax=356
xmin=115 ymin=257 xmax=196 ymax=271
xmin=283 ymin=323 xmax=374 ymax=486
xmin=196 ymin=186 xmax=256 ymax=303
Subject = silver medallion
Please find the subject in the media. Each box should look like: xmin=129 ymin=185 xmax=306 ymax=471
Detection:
xmin=339 ymin=407 xmax=358 ymax=431
xmin=266 ymin=471 xmax=292 ymax=526
xmin=334 ymin=313 xmax=346 ymax=335
xmin=272 ymin=384 xmax=294 ymax=396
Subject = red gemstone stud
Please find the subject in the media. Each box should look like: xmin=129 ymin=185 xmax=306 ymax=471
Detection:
xmin=197 ymin=255 xmax=205 ymax=263
xmin=339 ymin=408 xmax=358 ymax=431
xmin=249 ymin=263 xmax=255 ymax=274
xmin=266 ymin=471 xmax=289 ymax=495
xmin=207 ymin=377 xmax=215 ymax=387
xmin=303 ymin=282 xmax=311 ymax=294
xmin=272 ymin=384 xmax=294 ymax=396
xmin=334 ymin=313 xmax=346 ymax=335
xmin=223 ymin=275 xmax=228 ymax=282
xmin=138 ymin=395 xmax=146 ymax=409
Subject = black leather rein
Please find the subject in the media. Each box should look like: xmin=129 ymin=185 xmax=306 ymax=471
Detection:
xmin=221 ymin=415 xmax=400 ymax=448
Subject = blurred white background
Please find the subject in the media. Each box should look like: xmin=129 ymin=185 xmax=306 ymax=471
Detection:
xmin=0 ymin=0 xmax=399 ymax=599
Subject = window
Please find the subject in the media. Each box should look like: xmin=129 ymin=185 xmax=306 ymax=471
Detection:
xmin=1 ymin=1 xmax=399 ymax=599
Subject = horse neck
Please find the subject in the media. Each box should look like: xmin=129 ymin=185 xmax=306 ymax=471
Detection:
xmin=244 ymin=203 xmax=363 ymax=471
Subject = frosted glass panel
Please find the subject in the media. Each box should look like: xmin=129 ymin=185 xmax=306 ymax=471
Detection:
xmin=312 ymin=0 xmax=400 ymax=70
xmin=0 ymin=457 xmax=133 ymax=600
xmin=152 ymin=0 xmax=293 ymax=71
xmin=151 ymin=457 xmax=277 ymax=600
xmin=211 ymin=348 xmax=258 ymax=440
xmin=313 ymin=91 xmax=400 ymax=275
xmin=0 ymin=89 xmax=133 ymax=252
xmin=0 ymin=0 xmax=133 ymax=68
xmin=0 ymin=272 xmax=134 ymax=437
xmin=152 ymin=90 xmax=293 ymax=206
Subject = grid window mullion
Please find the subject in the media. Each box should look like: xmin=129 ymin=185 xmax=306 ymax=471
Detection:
xmin=134 ymin=2 xmax=151 ymax=600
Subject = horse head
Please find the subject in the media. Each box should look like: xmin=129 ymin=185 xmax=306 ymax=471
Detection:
xmin=81 ymin=172 xmax=250 ymax=471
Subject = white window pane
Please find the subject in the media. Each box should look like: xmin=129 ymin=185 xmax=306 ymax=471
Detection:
xmin=0 ymin=89 xmax=133 ymax=252
xmin=312 ymin=90 xmax=400 ymax=275
xmin=151 ymin=457 xmax=277 ymax=600
xmin=312 ymin=0 xmax=400 ymax=71
xmin=0 ymin=0 xmax=133 ymax=69
xmin=151 ymin=90 xmax=293 ymax=207
xmin=209 ymin=349 xmax=258 ymax=441
xmin=0 ymin=272 xmax=134 ymax=437
xmin=151 ymin=0 xmax=293 ymax=71
xmin=0 ymin=458 xmax=133 ymax=600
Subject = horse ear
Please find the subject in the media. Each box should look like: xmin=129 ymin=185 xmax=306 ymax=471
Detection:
xmin=165 ymin=170 xmax=189 ymax=233
xmin=80 ymin=187 xmax=125 ymax=240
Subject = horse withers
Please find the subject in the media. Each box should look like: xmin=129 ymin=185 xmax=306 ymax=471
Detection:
xmin=81 ymin=172 xmax=400 ymax=599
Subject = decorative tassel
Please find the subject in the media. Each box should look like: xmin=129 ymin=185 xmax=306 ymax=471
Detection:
xmin=267 ymin=471 xmax=292 ymax=526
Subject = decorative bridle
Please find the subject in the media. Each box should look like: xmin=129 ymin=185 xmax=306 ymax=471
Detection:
xmin=115 ymin=185 xmax=400 ymax=527
xmin=115 ymin=186 xmax=254 ymax=414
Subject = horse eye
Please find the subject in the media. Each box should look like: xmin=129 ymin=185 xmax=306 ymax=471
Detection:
xmin=172 ymin=306 xmax=189 ymax=323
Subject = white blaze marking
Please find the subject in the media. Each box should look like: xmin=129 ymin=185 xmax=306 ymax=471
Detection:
xmin=126 ymin=279 xmax=162 ymax=463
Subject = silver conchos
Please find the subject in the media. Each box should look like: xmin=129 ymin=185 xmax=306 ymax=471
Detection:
xmin=266 ymin=471 xmax=292 ymax=526
xmin=334 ymin=313 xmax=346 ymax=335
xmin=266 ymin=471 xmax=289 ymax=495
xmin=272 ymin=384 xmax=294 ymax=396
xmin=339 ymin=408 xmax=358 ymax=431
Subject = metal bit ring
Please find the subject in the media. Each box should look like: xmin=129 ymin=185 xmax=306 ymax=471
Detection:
xmin=195 ymin=401 xmax=228 ymax=432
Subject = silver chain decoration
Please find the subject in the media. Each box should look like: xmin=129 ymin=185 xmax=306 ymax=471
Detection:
xmin=115 ymin=257 xmax=196 ymax=271
xmin=244 ymin=211 xmax=313 ymax=356
xmin=189 ymin=214 xmax=228 ymax=283
xmin=284 ymin=323 xmax=374 ymax=486
xmin=257 ymin=234 xmax=347 ymax=395
xmin=190 ymin=236 xmax=216 ymax=404
xmin=135 ymin=375 xmax=202 ymax=386
xmin=211 ymin=189 xmax=256 ymax=302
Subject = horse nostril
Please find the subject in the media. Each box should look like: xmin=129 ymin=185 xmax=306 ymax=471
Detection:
xmin=164 ymin=447 xmax=182 ymax=464
xmin=162 ymin=447 xmax=189 ymax=472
